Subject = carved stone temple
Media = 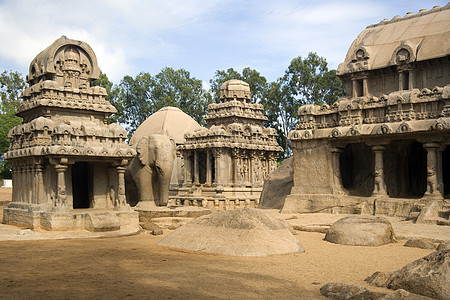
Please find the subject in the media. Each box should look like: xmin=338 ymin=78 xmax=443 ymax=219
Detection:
xmin=285 ymin=5 xmax=450 ymax=225
xmin=175 ymin=80 xmax=282 ymax=210
xmin=3 ymin=36 xmax=139 ymax=231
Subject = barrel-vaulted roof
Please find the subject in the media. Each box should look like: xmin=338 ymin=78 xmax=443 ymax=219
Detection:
xmin=337 ymin=4 xmax=450 ymax=76
xmin=129 ymin=106 xmax=202 ymax=146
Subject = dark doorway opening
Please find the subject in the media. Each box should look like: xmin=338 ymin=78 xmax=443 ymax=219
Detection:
xmin=339 ymin=143 xmax=374 ymax=196
xmin=384 ymin=140 xmax=427 ymax=198
xmin=198 ymin=151 xmax=207 ymax=184
xmin=72 ymin=162 xmax=91 ymax=208
xmin=443 ymin=146 xmax=450 ymax=198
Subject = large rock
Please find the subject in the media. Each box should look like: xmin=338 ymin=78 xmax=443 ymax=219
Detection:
xmin=325 ymin=215 xmax=396 ymax=246
xmin=259 ymin=157 xmax=293 ymax=209
xmin=158 ymin=208 xmax=304 ymax=256
xmin=366 ymin=249 xmax=450 ymax=300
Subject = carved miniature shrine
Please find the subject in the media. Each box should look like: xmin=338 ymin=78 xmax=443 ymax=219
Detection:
xmin=285 ymin=5 xmax=450 ymax=225
xmin=175 ymin=80 xmax=282 ymax=210
xmin=3 ymin=36 xmax=138 ymax=231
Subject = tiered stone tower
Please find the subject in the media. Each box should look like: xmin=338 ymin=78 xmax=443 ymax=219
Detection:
xmin=176 ymin=79 xmax=282 ymax=210
xmin=3 ymin=36 xmax=138 ymax=231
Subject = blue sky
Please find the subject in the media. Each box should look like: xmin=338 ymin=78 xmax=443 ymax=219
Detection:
xmin=0 ymin=0 xmax=448 ymax=87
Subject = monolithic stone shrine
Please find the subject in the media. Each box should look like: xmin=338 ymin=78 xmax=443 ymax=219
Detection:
xmin=128 ymin=106 xmax=201 ymax=197
xmin=285 ymin=5 xmax=450 ymax=225
xmin=175 ymin=80 xmax=282 ymax=210
xmin=3 ymin=36 xmax=139 ymax=231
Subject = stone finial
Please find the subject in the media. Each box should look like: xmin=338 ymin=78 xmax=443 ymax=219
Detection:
xmin=219 ymin=79 xmax=251 ymax=102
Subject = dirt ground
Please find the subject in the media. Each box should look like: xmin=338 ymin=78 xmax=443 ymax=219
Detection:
xmin=0 ymin=188 xmax=435 ymax=299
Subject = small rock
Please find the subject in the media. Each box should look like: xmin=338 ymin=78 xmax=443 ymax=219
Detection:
xmin=365 ymin=271 xmax=395 ymax=287
xmin=436 ymin=241 xmax=450 ymax=251
xmin=141 ymin=222 xmax=163 ymax=235
xmin=320 ymin=282 xmax=385 ymax=300
xmin=404 ymin=238 xmax=436 ymax=249
xmin=382 ymin=289 xmax=435 ymax=299
xmin=17 ymin=229 xmax=33 ymax=236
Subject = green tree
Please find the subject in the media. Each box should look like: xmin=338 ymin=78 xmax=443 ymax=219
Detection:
xmin=91 ymin=72 xmax=121 ymax=123
xmin=261 ymin=53 xmax=344 ymax=158
xmin=113 ymin=68 xmax=211 ymax=136
xmin=286 ymin=52 xmax=345 ymax=106
xmin=209 ymin=67 xmax=267 ymax=103
xmin=0 ymin=70 xmax=26 ymax=179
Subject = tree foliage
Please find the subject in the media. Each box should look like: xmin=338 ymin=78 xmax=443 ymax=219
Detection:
xmin=0 ymin=70 xmax=26 ymax=178
xmin=261 ymin=52 xmax=345 ymax=158
xmin=111 ymin=67 xmax=211 ymax=136
xmin=209 ymin=67 xmax=267 ymax=103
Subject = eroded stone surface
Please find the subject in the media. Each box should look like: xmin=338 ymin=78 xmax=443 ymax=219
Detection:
xmin=325 ymin=215 xmax=396 ymax=246
xmin=259 ymin=157 xmax=294 ymax=209
xmin=158 ymin=208 xmax=304 ymax=256
xmin=366 ymin=249 xmax=450 ymax=300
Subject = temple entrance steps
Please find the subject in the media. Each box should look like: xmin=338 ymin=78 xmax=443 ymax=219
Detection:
xmin=416 ymin=200 xmax=450 ymax=226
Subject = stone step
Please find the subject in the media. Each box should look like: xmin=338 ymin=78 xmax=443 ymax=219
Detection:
xmin=420 ymin=217 xmax=450 ymax=226
xmin=438 ymin=209 xmax=450 ymax=220
xmin=151 ymin=217 xmax=194 ymax=229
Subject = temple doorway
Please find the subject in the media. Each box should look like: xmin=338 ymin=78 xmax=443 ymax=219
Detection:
xmin=384 ymin=140 xmax=427 ymax=198
xmin=339 ymin=143 xmax=374 ymax=196
xmin=72 ymin=162 xmax=92 ymax=209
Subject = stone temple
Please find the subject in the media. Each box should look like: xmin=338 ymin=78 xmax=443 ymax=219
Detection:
xmin=3 ymin=36 xmax=139 ymax=231
xmin=175 ymin=80 xmax=282 ymax=210
xmin=285 ymin=5 xmax=450 ymax=225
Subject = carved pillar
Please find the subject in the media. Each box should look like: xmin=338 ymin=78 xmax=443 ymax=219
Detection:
xmin=108 ymin=166 xmax=117 ymax=208
xmin=331 ymin=147 xmax=346 ymax=195
xmin=184 ymin=152 xmax=192 ymax=185
xmin=362 ymin=76 xmax=368 ymax=96
xmin=424 ymin=142 xmax=442 ymax=197
xmin=193 ymin=151 xmax=199 ymax=184
xmin=116 ymin=166 xmax=127 ymax=209
xmin=206 ymin=150 xmax=212 ymax=185
xmin=408 ymin=69 xmax=414 ymax=90
xmin=232 ymin=149 xmax=239 ymax=186
xmin=249 ymin=151 xmax=255 ymax=185
xmin=54 ymin=164 xmax=68 ymax=211
xmin=372 ymin=145 xmax=388 ymax=196
xmin=35 ymin=162 xmax=44 ymax=205
xmin=352 ymin=78 xmax=357 ymax=98
xmin=398 ymin=71 xmax=404 ymax=91
xmin=214 ymin=149 xmax=221 ymax=185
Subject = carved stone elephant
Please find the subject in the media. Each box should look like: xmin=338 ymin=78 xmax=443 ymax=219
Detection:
xmin=125 ymin=134 xmax=176 ymax=207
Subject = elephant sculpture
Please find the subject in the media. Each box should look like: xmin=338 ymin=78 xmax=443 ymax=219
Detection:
xmin=125 ymin=134 xmax=176 ymax=208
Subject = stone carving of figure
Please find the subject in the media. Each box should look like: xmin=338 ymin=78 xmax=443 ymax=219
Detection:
xmin=427 ymin=168 xmax=438 ymax=195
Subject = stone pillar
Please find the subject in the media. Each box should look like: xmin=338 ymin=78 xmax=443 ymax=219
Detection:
xmin=115 ymin=166 xmax=127 ymax=209
xmin=424 ymin=142 xmax=442 ymax=197
xmin=193 ymin=151 xmax=199 ymax=184
xmin=331 ymin=147 xmax=346 ymax=195
xmin=206 ymin=150 xmax=212 ymax=185
xmin=184 ymin=152 xmax=192 ymax=185
xmin=352 ymin=78 xmax=357 ymax=98
xmin=362 ymin=76 xmax=368 ymax=96
xmin=214 ymin=149 xmax=221 ymax=185
xmin=408 ymin=69 xmax=414 ymax=90
xmin=35 ymin=162 xmax=44 ymax=205
xmin=372 ymin=145 xmax=388 ymax=196
xmin=108 ymin=166 xmax=117 ymax=208
xmin=54 ymin=164 xmax=68 ymax=211
xmin=398 ymin=71 xmax=404 ymax=91
xmin=231 ymin=149 xmax=239 ymax=186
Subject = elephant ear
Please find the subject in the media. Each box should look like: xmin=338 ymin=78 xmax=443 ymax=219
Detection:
xmin=136 ymin=136 xmax=149 ymax=166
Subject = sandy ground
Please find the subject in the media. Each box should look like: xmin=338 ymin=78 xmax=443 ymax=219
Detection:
xmin=0 ymin=188 xmax=438 ymax=299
